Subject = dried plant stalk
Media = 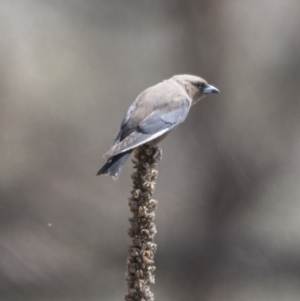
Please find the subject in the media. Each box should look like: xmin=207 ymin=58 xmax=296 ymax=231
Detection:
xmin=125 ymin=144 xmax=162 ymax=301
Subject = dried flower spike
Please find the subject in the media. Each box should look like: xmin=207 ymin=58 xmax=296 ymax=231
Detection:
xmin=125 ymin=144 xmax=161 ymax=301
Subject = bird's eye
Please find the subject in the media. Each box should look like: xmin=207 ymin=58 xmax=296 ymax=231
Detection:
xmin=197 ymin=82 xmax=206 ymax=90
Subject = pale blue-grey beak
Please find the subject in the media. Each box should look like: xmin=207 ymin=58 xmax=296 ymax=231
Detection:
xmin=203 ymin=85 xmax=220 ymax=94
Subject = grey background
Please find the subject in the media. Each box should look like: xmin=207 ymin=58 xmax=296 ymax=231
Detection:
xmin=1 ymin=0 xmax=300 ymax=300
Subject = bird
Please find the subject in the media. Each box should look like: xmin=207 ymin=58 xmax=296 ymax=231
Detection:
xmin=97 ymin=74 xmax=219 ymax=180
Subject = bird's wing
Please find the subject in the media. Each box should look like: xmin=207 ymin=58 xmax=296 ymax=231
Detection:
xmin=104 ymin=94 xmax=190 ymax=159
xmin=138 ymin=97 xmax=190 ymax=134
xmin=111 ymin=98 xmax=139 ymax=144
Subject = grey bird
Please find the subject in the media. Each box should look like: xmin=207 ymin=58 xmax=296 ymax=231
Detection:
xmin=97 ymin=74 xmax=219 ymax=180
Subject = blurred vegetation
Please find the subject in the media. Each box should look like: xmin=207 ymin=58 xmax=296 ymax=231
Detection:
xmin=1 ymin=1 xmax=300 ymax=300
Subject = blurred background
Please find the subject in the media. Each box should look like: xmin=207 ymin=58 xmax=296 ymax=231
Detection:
xmin=1 ymin=0 xmax=300 ymax=300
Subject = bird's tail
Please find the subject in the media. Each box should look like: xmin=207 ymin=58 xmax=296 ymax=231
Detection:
xmin=97 ymin=150 xmax=132 ymax=180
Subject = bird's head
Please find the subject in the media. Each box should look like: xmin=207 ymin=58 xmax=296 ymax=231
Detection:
xmin=173 ymin=74 xmax=219 ymax=105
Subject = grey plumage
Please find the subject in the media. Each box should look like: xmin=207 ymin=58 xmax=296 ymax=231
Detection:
xmin=98 ymin=74 xmax=219 ymax=180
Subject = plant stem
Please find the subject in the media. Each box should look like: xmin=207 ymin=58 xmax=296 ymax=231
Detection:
xmin=125 ymin=144 xmax=162 ymax=301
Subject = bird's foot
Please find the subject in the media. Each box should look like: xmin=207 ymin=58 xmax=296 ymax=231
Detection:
xmin=153 ymin=146 xmax=162 ymax=161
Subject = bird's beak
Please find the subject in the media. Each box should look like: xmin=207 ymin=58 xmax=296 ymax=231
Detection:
xmin=203 ymin=85 xmax=220 ymax=94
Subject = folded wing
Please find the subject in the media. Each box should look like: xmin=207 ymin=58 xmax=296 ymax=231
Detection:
xmin=104 ymin=91 xmax=191 ymax=159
